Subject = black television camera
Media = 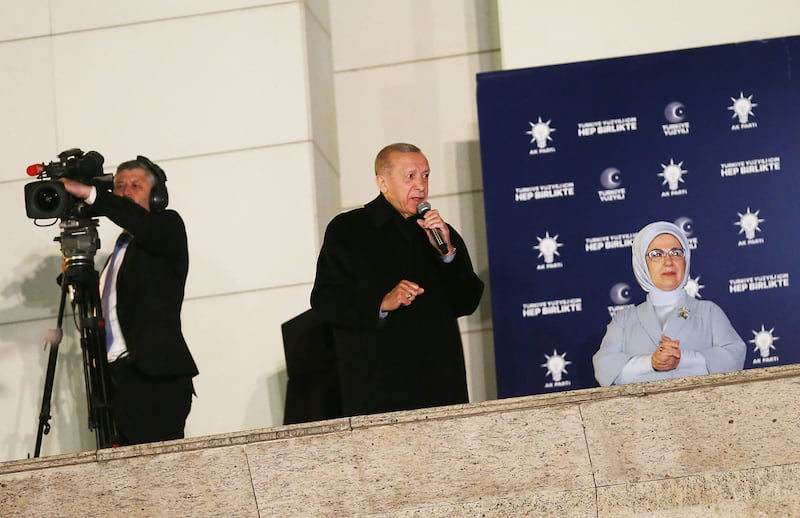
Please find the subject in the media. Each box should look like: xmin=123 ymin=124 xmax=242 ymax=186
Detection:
xmin=24 ymin=148 xmax=111 ymax=220
xmin=25 ymin=148 xmax=119 ymax=455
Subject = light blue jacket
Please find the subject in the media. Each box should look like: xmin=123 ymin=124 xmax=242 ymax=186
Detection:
xmin=593 ymin=292 xmax=746 ymax=386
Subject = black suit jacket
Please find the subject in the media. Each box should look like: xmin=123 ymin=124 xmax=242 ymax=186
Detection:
xmin=310 ymin=194 xmax=483 ymax=416
xmin=93 ymin=189 xmax=198 ymax=378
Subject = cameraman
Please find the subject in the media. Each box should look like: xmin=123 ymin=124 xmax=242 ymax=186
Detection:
xmin=60 ymin=157 xmax=198 ymax=446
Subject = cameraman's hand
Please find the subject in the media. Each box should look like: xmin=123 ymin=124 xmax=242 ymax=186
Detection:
xmin=59 ymin=178 xmax=92 ymax=200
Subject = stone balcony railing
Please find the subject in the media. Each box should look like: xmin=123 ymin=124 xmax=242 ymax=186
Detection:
xmin=2 ymin=364 xmax=799 ymax=517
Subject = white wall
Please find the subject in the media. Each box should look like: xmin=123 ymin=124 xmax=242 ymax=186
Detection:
xmin=498 ymin=0 xmax=800 ymax=70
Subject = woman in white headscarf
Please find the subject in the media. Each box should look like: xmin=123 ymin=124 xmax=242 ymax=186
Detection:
xmin=593 ymin=221 xmax=746 ymax=386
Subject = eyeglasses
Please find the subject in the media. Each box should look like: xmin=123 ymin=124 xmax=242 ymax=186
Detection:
xmin=646 ymin=248 xmax=686 ymax=262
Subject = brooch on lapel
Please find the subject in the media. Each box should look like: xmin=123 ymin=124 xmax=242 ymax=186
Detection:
xmin=679 ymin=307 xmax=690 ymax=319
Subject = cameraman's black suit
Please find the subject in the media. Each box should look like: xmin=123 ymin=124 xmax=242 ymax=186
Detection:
xmin=92 ymin=187 xmax=198 ymax=444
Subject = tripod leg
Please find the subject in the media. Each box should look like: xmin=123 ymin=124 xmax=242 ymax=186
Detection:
xmin=72 ymin=271 xmax=118 ymax=449
xmin=33 ymin=278 xmax=69 ymax=458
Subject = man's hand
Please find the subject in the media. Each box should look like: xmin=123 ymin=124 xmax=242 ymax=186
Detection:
xmin=416 ymin=208 xmax=453 ymax=255
xmin=58 ymin=178 xmax=92 ymax=200
xmin=380 ymin=280 xmax=425 ymax=312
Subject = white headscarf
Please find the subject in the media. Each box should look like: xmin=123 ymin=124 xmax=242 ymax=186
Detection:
xmin=632 ymin=221 xmax=691 ymax=306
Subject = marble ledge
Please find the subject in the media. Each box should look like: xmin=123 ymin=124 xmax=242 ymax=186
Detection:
xmin=2 ymin=362 xmax=798 ymax=477
xmin=352 ymin=362 xmax=800 ymax=428
xmin=0 ymin=418 xmax=353 ymax=475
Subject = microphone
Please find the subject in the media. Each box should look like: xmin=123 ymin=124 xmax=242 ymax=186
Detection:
xmin=417 ymin=201 xmax=450 ymax=255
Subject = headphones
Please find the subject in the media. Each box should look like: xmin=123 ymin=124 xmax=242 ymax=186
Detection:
xmin=136 ymin=155 xmax=169 ymax=211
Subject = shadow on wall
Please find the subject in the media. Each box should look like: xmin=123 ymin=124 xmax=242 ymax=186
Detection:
xmin=53 ymin=343 xmax=97 ymax=455
xmin=267 ymin=369 xmax=288 ymax=426
xmin=451 ymin=139 xmax=497 ymax=401
xmin=472 ymin=0 xmax=501 ymax=52
xmin=451 ymin=139 xmax=484 ymax=194
xmin=1 ymin=249 xmax=105 ymax=459
xmin=0 ymin=254 xmax=64 ymax=323
xmin=450 ymin=138 xmax=491 ymax=326
xmin=1 ymin=247 xmax=110 ymax=325
xmin=0 ymin=252 xmax=63 ymax=403
xmin=0 ymin=294 xmax=95 ymax=460
xmin=238 ymin=370 xmax=288 ymax=432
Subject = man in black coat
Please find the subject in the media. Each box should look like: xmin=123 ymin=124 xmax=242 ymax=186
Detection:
xmin=311 ymin=143 xmax=484 ymax=416
xmin=61 ymin=157 xmax=198 ymax=445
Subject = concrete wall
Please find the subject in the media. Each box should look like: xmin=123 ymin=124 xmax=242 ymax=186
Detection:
xmin=2 ymin=364 xmax=799 ymax=516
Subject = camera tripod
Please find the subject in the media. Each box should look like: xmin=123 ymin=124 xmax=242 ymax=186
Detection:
xmin=33 ymin=217 xmax=117 ymax=457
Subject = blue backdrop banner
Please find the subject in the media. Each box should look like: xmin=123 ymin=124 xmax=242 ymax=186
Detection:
xmin=477 ymin=36 xmax=800 ymax=397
